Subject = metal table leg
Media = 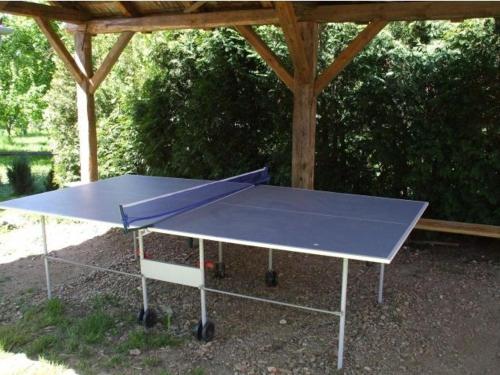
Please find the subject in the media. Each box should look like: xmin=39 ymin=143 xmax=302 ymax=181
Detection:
xmin=268 ymin=248 xmax=273 ymax=271
xmin=337 ymin=258 xmax=349 ymax=369
xmin=41 ymin=216 xmax=52 ymax=299
xmin=132 ymin=231 xmax=137 ymax=261
xmin=378 ymin=264 xmax=385 ymax=304
xmin=138 ymin=230 xmax=148 ymax=312
xmin=200 ymin=238 xmax=207 ymax=325
xmin=218 ymin=242 xmax=223 ymax=263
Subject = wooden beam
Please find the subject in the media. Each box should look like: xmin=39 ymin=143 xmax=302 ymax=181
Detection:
xmin=34 ymin=17 xmax=87 ymax=88
xmin=301 ymin=1 xmax=500 ymax=23
xmin=291 ymin=22 xmax=318 ymax=189
xmin=75 ymin=31 xmax=98 ymax=182
xmin=0 ymin=1 xmax=89 ymax=23
xmin=182 ymin=1 xmax=213 ymax=31
xmin=416 ymin=218 xmax=500 ymax=239
xmin=235 ymin=25 xmax=294 ymax=91
xmin=275 ymin=2 xmax=310 ymax=81
xmin=67 ymin=8 xmax=278 ymax=34
xmin=315 ymin=20 xmax=387 ymax=95
xmin=86 ymin=0 xmax=136 ymax=94
xmin=59 ymin=1 xmax=499 ymax=35
xmin=115 ymin=1 xmax=141 ymax=17
xmin=260 ymin=2 xmax=274 ymax=9
xmin=183 ymin=2 xmax=207 ymax=14
xmin=89 ymin=31 xmax=134 ymax=94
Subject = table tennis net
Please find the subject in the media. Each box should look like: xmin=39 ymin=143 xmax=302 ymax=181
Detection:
xmin=119 ymin=167 xmax=269 ymax=231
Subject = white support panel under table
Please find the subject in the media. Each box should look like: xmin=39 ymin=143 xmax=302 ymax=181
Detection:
xmin=140 ymin=259 xmax=203 ymax=288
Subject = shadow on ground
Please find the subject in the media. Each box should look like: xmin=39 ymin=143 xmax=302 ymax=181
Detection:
xmin=0 ymin=224 xmax=499 ymax=375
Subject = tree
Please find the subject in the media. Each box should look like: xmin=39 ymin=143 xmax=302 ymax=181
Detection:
xmin=43 ymin=20 xmax=500 ymax=224
xmin=0 ymin=16 xmax=55 ymax=137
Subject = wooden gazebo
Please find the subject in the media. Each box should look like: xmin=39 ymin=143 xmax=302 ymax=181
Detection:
xmin=1 ymin=1 xmax=499 ymax=237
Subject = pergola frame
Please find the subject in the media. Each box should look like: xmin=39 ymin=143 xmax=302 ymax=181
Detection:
xmin=1 ymin=0 xmax=499 ymax=238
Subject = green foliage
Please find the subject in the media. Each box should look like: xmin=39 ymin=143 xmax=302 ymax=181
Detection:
xmin=7 ymin=156 xmax=34 ymax=195
xmin=68 ymin=310 xmax=115 ymax=345
xmin=26 ymin=334 xmax=58 ymax=357
xmin=0 ymin=16 xmax=55 ymax=137
xmin=43 ymin=65 xmax=79 ymax=183
xmin=44 ymin=32 xmax=167 ymax=182
xmin=143 ymin=355 xmax=161 ymax=367
xmin=44 ymin=167 xmax=58 ymax=191
xmin=133 ymin=28 xmax=292 ymax=184
xmin=43 ymin=20 xmax=499 ymax=224
xmin=0 ymin=298 xmax=65 ymax=352
xmin=315 ymin=20 xmax=500 ymax=224
xmin=0 ymin=133 xmax=52 ymax=200
xmin=0 ymin=295 xmax=179 ymax=374
xmin=118 ymin=328 xmax=179 ymax=352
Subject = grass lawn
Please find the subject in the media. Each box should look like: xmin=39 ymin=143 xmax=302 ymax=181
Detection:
xmin=0 ymin=134 xmax=51 ymax=153
xmin=0 ymin=133 xmax=53 ymax=202
xmin=0 ymin=295 xmax=182 ymax=375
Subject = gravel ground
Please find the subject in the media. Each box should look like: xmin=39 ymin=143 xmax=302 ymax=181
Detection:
xmin=0 ymin=216 xmax=499 ymax=374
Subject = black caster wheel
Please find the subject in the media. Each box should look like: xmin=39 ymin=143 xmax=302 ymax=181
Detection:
xmin=265 ymin=270 xmax=278 ymax=287
xmin=137 ymin=307 xmax=157 ymax=328
xmin=137 ymin=307 xmax=145 ymax=323
xmin=215 ymin=262 xmax=226 ymax=278
xmin=194 ymin=319 xmax=215 ymax=342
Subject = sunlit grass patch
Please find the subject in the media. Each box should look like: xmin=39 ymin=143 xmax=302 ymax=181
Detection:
xmin=0 ymin=133 xmax=53 ymax=202
xmin=68 ymin=309 xmax=116 ymax=345
xmin=23 ymin=298 xmax=67 ymax=329
xmin=26 ymin=335 xmax=59 ymax=357
xmin=0 ymin=294 xmax=181 ymax=374
xmin=0 ymin=324 xmax=32 ymax=351
xmin=0 ymin=134 xmax=50 ymax=153
xmin=190 ymin=368 xmax=205 ymax=375
xmin=142 ymin=354 xmax=162 ymax=367
xmin=118 ymin=328 xmax=180 ymax=353
xmin=104 ymin=353 xmax=128 ymax=369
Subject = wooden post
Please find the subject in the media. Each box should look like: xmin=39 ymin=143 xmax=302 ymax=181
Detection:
xmin=292 ymin=22 xmax=318 ymax=189
xmin=74 ymin=31 xmax=98 ymax=182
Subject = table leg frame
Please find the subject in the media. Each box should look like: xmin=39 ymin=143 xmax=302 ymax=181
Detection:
xmin=378 ymin=263 xmax=385 ymax=304
xmin=41 ymin=216 xmax=52 ymax=299
xmin=200 ymin=238 xmax=207 ymax=326
xmin=138 ymin=230 xmax=149 ymax=312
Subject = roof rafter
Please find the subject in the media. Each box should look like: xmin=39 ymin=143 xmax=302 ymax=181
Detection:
xmin=183 ymin=2 xmax=207 ymax=14
xmin=315 ymin=20 xmax=388 ymax=95
xmin=1 ymin=1 xmax=90 ymax=23
xmin=66 ymin=8 xmax=278 ymax=34
xmin=235 ymin=25 xmax=294 ymax=91
xmin=115 ymin=1 xmax=141 ymax=17
xmin=260 ymin=2 xmax=274 ymax=9
xmin=34 ymin=17 xmax=88 ymax=88
xmin=275 ymin=2 xmax=310 ymax=82
xmin=88 ymin=1 xmax=138 ymax=93
xmin=301 ymin=1 xmax=500 ymax=23
xmin=3 ymin=1 xmax=500 ymax=28
xmin=89 ymin=31 xmax=134 ymax=94
xmin=57 ymin=1 xmax=500 ymax=35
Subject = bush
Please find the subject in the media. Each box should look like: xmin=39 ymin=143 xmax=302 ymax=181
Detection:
xmin=43 ymin=20 xmax=500 ymax=225
xmin=133 ymin=28 xmax=292 ymax=184
xmin=7 ymin=157 xmax=34 ymax=195
xmin=44 ymin=168 xmax=58 ymax=191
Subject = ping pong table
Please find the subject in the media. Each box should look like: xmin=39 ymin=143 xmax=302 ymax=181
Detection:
xmin=0 ymin=167 xmax=427 ymax=369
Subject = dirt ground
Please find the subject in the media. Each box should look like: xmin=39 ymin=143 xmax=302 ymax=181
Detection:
xmin=0 ymin=213 xmax=499 ymax=374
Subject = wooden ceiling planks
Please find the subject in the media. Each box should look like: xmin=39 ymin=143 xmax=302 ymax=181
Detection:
xmin=2 ymin=2 xmax=499 ymax=30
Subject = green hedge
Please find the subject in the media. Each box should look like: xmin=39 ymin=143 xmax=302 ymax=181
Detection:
xmin=44 ymin=20 xmax=500 ymax=225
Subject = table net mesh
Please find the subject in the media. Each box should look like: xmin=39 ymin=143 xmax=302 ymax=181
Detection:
xmin=120 ymin=167 xmax=269 ymax=231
